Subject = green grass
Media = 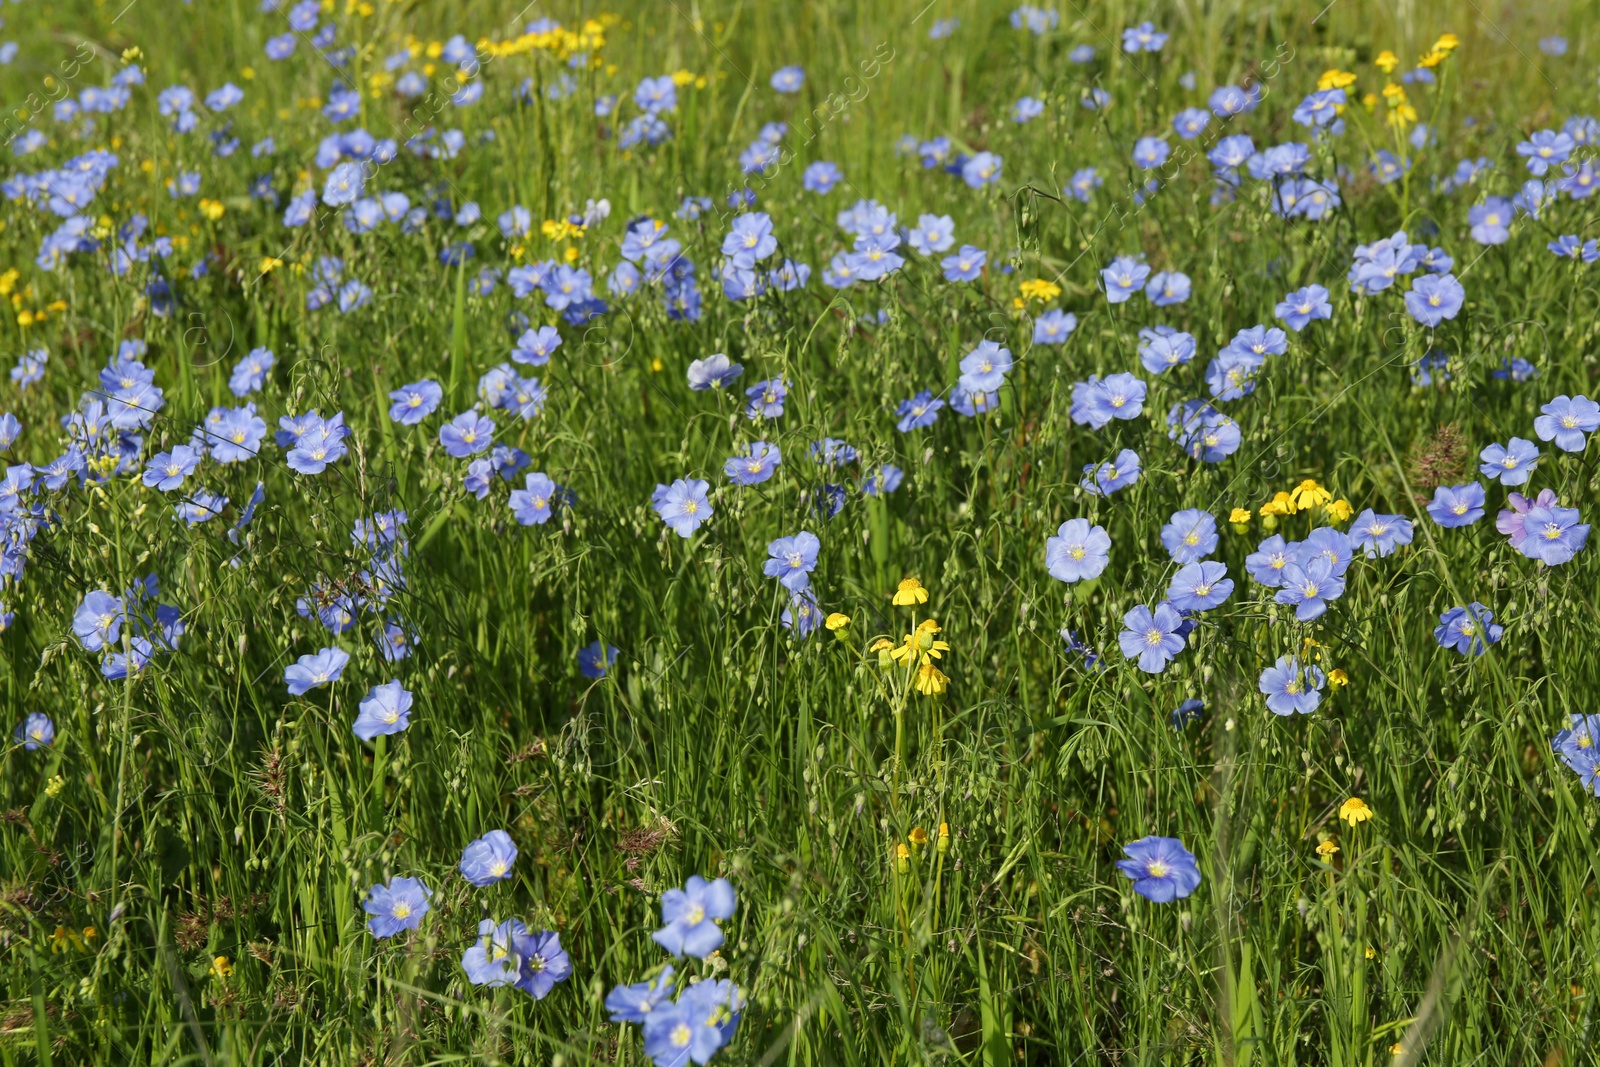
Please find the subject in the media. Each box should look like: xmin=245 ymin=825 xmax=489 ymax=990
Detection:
xmin=2 ymin=1 xmax=1600 ymax=1064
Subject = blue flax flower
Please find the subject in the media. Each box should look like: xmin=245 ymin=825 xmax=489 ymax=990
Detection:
xmin=1478 ymin=438 xmax=1539 ymax=486
xmin=1167 ymin=561 xmax=1233 ymax=612
xmin=285 ymin=647 xmax=349 ymax=695
xmin=1349 ymin=511 xmax=1413 ymax=558
xmin=1258 ymin=655 xmax=1325 ymax=715
xmin=652 ymin=876 xmax=737 ymax=958
xmin=510 ymin=929 xmax=571 ymax=999
xmin=509 ymin=472 xmax=558 ymax=525
xmin=462 ymin=918 xmax=526 ymax=987
xmin=459 ymin=829 xmax=518 ymax=887
xmin=353 ymin=679 xmax=412 ymax=739
xmin=1517 ymin=505 xmax=1589 ymax=565
xmin=578 ymin=641 xmax=620 ymax=678
xmin=606 ymin=965 xmax=676 ymax=1023
xmin=1426 ymin=483 xmax=1486 ymax=527
xmin=653 ymin=478 xmax=713 ymax=538
xmin=1433 ymin=602 xmax=1504 ymax=655
xmin=1533 ymin=395 xmax=1600 ymax=452
xmin=724 ymin=441 xmax=781 ymax=486
xmin=1044 ymin=519 xmax=1111 ymax=583
xmin=764 ymin=532 xmax=820 ymax=592
xmin=896 ymin=391 xmax=944 ymax=431
xmin=15 ymin=712 xmax=54 ymax=749
xmin=1161 ymin=509 xmax=1218 ymax=563
xmin=1117 ymin=602 xmax=1186 ymax=673
xmin=1116 ymin=837 xmax=1200 ymax=902
xmin=1274 ymin=556 xmax=1344 ymax=621
xmin=363 ymin=876 xmax=431 ymax=938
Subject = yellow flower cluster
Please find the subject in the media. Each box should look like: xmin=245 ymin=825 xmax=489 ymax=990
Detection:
xmin=1253 ymin=479 xmax=1352 ymax=523
xmin=870 ymin=579 xmax=951 ymax=694
xmin=476 ymin=18 xmax=609 ymax=62
xmin=542 ymin=218 xmax=586 ymax=242
xmin=1381 ymin=82 xmax=1417 ymax=130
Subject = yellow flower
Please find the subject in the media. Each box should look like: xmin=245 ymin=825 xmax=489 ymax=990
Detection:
xmin=1317 ymin=68 xmax=1357 ymax=90
xmin=889 ymin=622 xmax=949 ymax=670
xmin=1417 ymin=50 xmax=1447 ymax=69
xmin=241 ymin=66 xmax=256 ymax=81
xmin=870 ymin=636 xmax=895 ymax=668
xmin=81 ymin=926 xmax=96 ymax=942
xmin=1364 ymin=945 xmax=1377 ymax=960
xmin=211 ymin=955 xmax=234 ymax=978
xmin=1390 ymin=1043 xmax=1405 ymax=1056
xmin=671 ymin=69 xmax=697 ymax=86
xmin=1339 ymin=797 xmax=1374 ymax=826
xmin=120 ymin=46 xmax=143 ymax=63
xmin=825 ymin=612 xmax=851 ymax=631
xmin=1375 ymin=50 xmax=1398 ymax=73
xmin=1290 ymin=479 xmax=1331 ymax=510
xmin=45 ymin=774 xmax=65 ymax=797
xmin=894 ymin=842 xmax=910 ymax=873
xmin=564 ymin=246 xmax=580 ymax=263
xmin=1387 ymin=104 xmax=1418 ymax=130
xmin=1260 ymin=491 xmax=1297 ymax=517
xmin=908 ymin=826 xmax=928 ymax=849
xmin=1019 ymin=278 xmax=1062 ymax=303
xmin=1362 ymin=92 xmax=1379 ymax=110
xmin=937 ymin=822 xmax=951 ymax=853
xmin=1381 ymin=82 xmax=1408 ymax=102
xmin=198 ymin=198 xmax=226 ymax=221
xmin=1433 ymin=33 xmax=1459 ymax=54
xmin=16 ymin=309 xmax=34 ymax=327
xmin=914 ymin=661 xmax=949 ymax=695
xmin=1328 ymin=668 xmax=1349 ymax=688
xmin=892 ymin=577 xmax=928 ymax=606
xmin=1228 ymin=507 xmax=1252 ymax=526
xmin=259 ymin=256 xmax=284 ymax=275
xmin=1315 ymin=839 xmax=1339 ymax=857
xmin=0 ymin=268 xmax=18 ymax=296
xmin=1325 ymin=498 xmax=1353 ymax=522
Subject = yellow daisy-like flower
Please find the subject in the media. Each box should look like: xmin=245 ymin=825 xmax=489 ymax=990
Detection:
xmin=1290 ymin=479 xmax=1332 ymax=510
xmin=1433 ymin=33 xmax=1459 ymax=54
xmin=1315 ymin=839 xmax=1340 ymax=857
xmin=1374 ymin=49 xmax=1398 ymax=73
xmin=211 ymin=955 xmax=234 ymax=979
xmin=1416 ymin=50 xmax=1447 ymax=69
xmin=1386 ymin=103 xmax=1418 ymax=130
xmin=198 ymin=198 xmax=226 ymax=222
xmin=1019 ymin=278 xmax=1062 ymax=303
xmin=914 ymin=661 xmax=949 ymax=695
xmin=1325 ymin=498 xmax=1354 ymax=522
xmin=825 ymin=612 xmax=851 ymax=631
xmin=892 ymin=577 xmax=928 ymax=606
xmin=1317 ymin=68 xmax=1357 ymax=90
xmin=1229 ymin=507 xmax=1253 ymax=526
xmin=259 ymin=256 xmax=284 ymax=275
xmin=1339 ymin=797 xmax=1374 ymax=826
xmin=908 ymin=826 xmax=929 ymax=848
xmin=1260 ymin=491 xmax=1297 ymax=517
xmin=671 ymin=69 xmax=697 ymax=86
xmin=1328 ymin=668 xmax=1349 ymax=688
